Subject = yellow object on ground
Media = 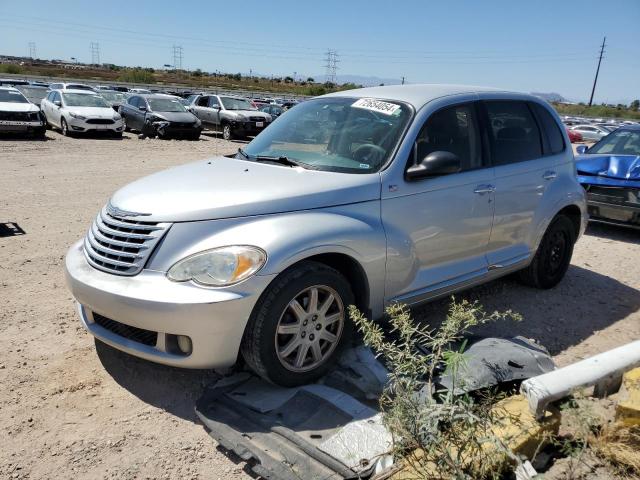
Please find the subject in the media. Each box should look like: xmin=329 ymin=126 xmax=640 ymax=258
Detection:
xmin=389 ymin=395 xmax=560 ymax=479
xmin=616 ymin=367 xmax=640 ymax=427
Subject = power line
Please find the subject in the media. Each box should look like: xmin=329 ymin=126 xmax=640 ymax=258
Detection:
xmin=588 ymin=36 xmax=606 ymax=107
xmin=90 ymin=41 xmax=100 ymax=65
xmin=172 ymin=45 xmax=183 ymax=70
xmin=28 ymin=41 xmax=36 ymax=59
xmin=324 ymin=49 xmax=339 ymax=84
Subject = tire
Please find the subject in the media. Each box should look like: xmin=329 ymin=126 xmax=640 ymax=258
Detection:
xmin=61 ymin=118 xmax=70 ymax=137
xmin=518 ymin=215 xmax=576 ymax=289
xmin=33 ymin=127 xmax=46 ymax=139
xmin=190 ymin=131 xmax=201 ymax=141
xmin=113 ymin=131 xmax=123 ymax=139
xmin=222 ymin=123 xmax=233 ymax=140
xmin=241 ymin=261 xmax=355 ymax=387
xmin=122 ymin=117 xmax=130 ymax=132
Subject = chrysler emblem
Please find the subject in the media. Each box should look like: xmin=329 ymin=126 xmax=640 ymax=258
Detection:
xmin=106 ymin=202 xmax=151 ymax=218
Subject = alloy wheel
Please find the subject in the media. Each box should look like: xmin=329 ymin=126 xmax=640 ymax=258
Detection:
xmin=275 ymin=285 xmax=344 ymax=372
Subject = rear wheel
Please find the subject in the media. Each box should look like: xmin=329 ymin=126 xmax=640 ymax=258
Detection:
xmin=518 ymin=215 xmax=575 ymax=289
xmin=241 ymin=261 xmax=354 ymax=386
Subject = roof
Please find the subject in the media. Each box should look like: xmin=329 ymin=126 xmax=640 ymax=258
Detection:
xmin=0 ymin=85 xmax=19 ymax=91
xmin=325 ymin=83 xmax=513 ymax=108
xmin=137 ymin=93 xmax=178 ymax=99
xmin=56 ymin=89 xmax=99 ymax=95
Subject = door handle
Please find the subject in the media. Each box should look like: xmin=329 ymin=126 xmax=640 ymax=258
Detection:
xmin=543 ymin=170 xmax=557 ymax=180
xmin=474 ymin=184 xmax=495 ymax=194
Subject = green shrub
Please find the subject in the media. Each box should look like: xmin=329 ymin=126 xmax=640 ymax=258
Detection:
xmin=117 ymin=68 xmax=154 ymax=84
xmin=350 ymin=300 xmax=522 ymax=479
xmin=0 ymin=64 xmax=22 ymax=74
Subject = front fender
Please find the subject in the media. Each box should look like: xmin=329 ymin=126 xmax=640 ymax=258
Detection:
xmin=146 ymin=201 xmax=386 ymax=317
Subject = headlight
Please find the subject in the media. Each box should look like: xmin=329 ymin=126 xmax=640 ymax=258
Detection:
xmin=167 ymin=246 xmax=266 ymax=286
xmin=69 ymin=112 xmax=86 ymax=120
xmin=235 ymin=114 xmax=247 ymax=122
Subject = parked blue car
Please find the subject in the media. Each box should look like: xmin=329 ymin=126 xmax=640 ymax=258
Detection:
xmin=575 ymin=125 xmax=640 ymax=228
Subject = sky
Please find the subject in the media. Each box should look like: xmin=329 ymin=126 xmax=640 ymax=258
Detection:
xmin=1 ymin=0 xmax=638 ymax=104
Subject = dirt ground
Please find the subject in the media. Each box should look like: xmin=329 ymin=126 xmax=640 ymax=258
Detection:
xmin=1 ymin=131 xmax=639 ymax=479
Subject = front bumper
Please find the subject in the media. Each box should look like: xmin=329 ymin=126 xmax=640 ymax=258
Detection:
xmin=154 ymin=121 xmax=202 ymax=137
xmin=68 ymin=117 xmax=124 ymax=133
xmin=583 ymin=184 xmax=640 ymax=229
xmin=232 ymin=120 xmax=270 ymax=136
xmin=64 ymin=240 xmax=276 ymax=368
xmin=0 ymin=119 xmax=44 ymax=133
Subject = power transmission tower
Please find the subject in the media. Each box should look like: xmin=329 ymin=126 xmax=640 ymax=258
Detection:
xmin=90 ymin=42 xmax=100 ymax=65
xmin=324 ymin=49 xmax=339 ymax=84
xmin=172 ymin=45 xmax=183 ymax=70
xmin=28 ymin=42 xmax=36 ymax=59
xmin=588 ymin=37 xmax=606 ymax=107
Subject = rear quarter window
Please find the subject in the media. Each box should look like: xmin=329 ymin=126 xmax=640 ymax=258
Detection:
xmin=531 ymin=103 xmax=565 ymax=155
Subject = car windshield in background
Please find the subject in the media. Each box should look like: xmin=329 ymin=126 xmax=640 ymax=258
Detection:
xmin=16 ymin=86 xmax=48 ymax=103
xmin=62 ymin=93 xmax=109 ymax=108
xmin=221 ymin=97 xmax=256 ymax=111
xmin=0 ymin=90 xmax=29 ymax=103
xmin=587 ymin=129 xmax=640 ymax=156
xmin=99 ymin=91 xmax=126 ymax=103
xmin=67 ymin=84 xmax=94 ymax=91
xmin=148 ymin=98 xmax=186 ymax=112
xmin=242 ymin=97 xmax=413 ymax=173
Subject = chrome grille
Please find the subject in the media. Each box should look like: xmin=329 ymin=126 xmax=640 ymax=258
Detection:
xmin=83 ymin=206 xmax=171 ymax=275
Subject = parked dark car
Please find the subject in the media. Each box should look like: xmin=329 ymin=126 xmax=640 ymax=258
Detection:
xmin=109 ymin=86 xmax=130 ymax=92
xmin=575 ymin=125 xmax=640 ymax=228
xmin=260 ymin=104 xmax=284 ymax=119
xmin=120 ymin=94 xmax=202 ymax=140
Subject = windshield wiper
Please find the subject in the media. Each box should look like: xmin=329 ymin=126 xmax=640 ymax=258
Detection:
xmin=255 ymin=155 xmax=305 ymax=168
xmin=237 ymin=148 xmax=250 ymax=159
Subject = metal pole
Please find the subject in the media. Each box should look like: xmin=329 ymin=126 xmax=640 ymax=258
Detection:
xmin=588 ymin=37 xmax=606 ymax=107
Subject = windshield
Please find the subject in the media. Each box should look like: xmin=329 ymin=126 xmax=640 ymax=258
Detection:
xmin=16 ymin=86 xmax=48 ymax=103
xmin=62 ymin=93 xmax=109 ymax=108
xmin=588 ymin=129 xmax=640 ymax=156
xmin=147 ymin=98 xmax=186 ymax=112
xmin=67 ymin=84 xmax=94 ymax=91
xmin=0 ymin=89 xmax=29 ymax=103
xmin=242 ymin=97 xmax=413 ymax=173
xmin=99 ymin=91 xmax=126 ymax=103
xmin=221 ymin=97 xmax=256 ymax=111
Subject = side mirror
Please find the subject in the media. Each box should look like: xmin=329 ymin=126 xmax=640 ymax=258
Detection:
xmin=138 ymin=105 xmax=147 ymax=111
xmin=575 ymin=145 xmax=589 ymax=155
xmin=53 ymin=100 xmax=62 ymax=107
xmin=406 ymin=151 xmax=461 ymax=180
xmin=211 ymin=105 xmax=221 ymax=110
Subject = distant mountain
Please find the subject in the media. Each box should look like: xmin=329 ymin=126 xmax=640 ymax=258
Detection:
xmin=531 ymin=92 xmax=571 ymax=103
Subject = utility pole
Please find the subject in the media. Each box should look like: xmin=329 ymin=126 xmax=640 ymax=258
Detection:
xmin=324 ymin=49 xmax=339 ymax=84
xmin=401 ymin=76 xmax=405 ymax=85
xmin=172 ymin=45 xmax=183 ymax=70
xmin=90 ymin=42 xmax=100 ymax=65
xmin=588 ymin=36 xmax=606 ymax=107
xmin=28 ymin=42 xmax=36 ymax=59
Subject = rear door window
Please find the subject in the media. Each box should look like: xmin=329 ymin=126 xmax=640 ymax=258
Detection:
xmin=484 ymin=101 xmax=543 ymax=165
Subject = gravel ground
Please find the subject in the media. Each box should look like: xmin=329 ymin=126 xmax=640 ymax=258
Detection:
xmin=1 ymin=131 xmax=639 ymax=479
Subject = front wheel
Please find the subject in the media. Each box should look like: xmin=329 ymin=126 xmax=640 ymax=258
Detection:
xmin=61 ymin=118 xmax=70 ymax=137
xmin=222 ymin=123 xmax=233 ymax=140
xmin=241 ymin=261 xmax=354 ymax=387
xmin=518 ymin=215 xmax=576 ymax=289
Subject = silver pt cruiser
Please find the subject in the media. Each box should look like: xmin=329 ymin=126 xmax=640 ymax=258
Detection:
xmin=65 ymin=84 xmax=587 ymax=386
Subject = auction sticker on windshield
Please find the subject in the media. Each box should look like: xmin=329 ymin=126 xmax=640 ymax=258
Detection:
xmin=352 ymin=98 xmax=400 ymax=116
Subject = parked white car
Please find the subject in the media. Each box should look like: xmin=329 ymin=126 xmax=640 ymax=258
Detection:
xmin=0 ymin=86 xmax=46 ymax=138
xmin=41 ymin=89 xmax=124 ymax=137
xmin=570 ymin=124 xmax=610 ymax=142
xmin=48 ymin=82 xmax=96 ymax=92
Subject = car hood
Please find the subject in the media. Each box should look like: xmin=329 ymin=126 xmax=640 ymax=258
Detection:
xmin=109 ymin=156 xmax=380 ymax=222
xmin=576 ymin=154 xmax=640 ymax=188
xmin=65 ymin=106 xmax=115 ymax=118
xmin=151 ymin=111 xmax=197 ymax=123
xmin=226 ymin=109 xmax=269 ymax=118
xmin=0 ymin=101 xmax=40 ymax=113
